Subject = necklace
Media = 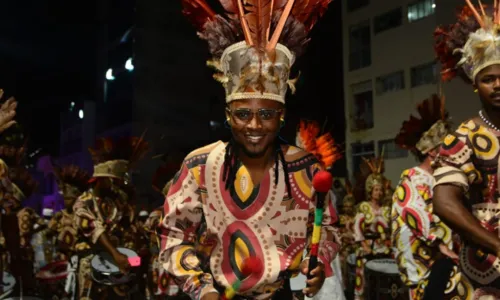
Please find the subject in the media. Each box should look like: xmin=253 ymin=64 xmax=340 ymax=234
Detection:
xmin=479 ymin=110 xmax=500 ymax=131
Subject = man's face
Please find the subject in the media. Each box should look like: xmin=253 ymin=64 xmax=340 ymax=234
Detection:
xmin=476 ymin=64 xmax=500 ymax=109
xmin=226 ymin=98 xmax=284 ymax=158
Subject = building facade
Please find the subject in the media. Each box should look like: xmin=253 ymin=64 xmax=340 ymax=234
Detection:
xmin=342 ymin=0 xmax=480 ymax=184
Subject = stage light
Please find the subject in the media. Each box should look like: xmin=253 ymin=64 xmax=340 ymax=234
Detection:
xmin=125 ymin=58 xmax=134 ymax=71
xmin=106 ymin=68 xmax=115 ymax=80
xmin=432 ymin=3 xmax=436 ymax=8
xmin=79 ymin=109 xmax=84 ymax=119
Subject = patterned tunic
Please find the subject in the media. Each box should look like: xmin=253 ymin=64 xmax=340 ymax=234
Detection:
xmin=159 ymin=141 xmax=340 ymax=300
xmin=17 ymin=207 xmax=45 ymax=260
xmin=433 ymin=119 xmax=500 ymax=298
xmin=391 ymin=167 xmax=458 ymax=299
xmin=48 ymin=209 xmax=78 ymax=261
xmin=144 ymin=207 xmax=180 ymax=296
xmin=353 ymin=201 xmax=391 ymax=299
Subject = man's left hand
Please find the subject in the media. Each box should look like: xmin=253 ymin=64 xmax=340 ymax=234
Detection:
xmin=300 ymin=259 xmax=325 ymax=298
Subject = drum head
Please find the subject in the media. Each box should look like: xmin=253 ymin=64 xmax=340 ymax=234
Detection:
xmin=91 ymin=247 xmax=138 ymax=275
xmin=365 ymin=259 xmax=398 ymax=274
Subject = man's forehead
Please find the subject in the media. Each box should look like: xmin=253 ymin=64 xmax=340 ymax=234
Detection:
xmin=229 ymin=99 xmax=284 ymax=109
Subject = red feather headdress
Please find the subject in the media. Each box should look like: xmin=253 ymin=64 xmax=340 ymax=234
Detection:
xmin=88 ymin=135 xmax=149 ymax=181
xmin=395 ymin=93 xmax=450 ymax=154
xmin=181 ymin=0 xmax=333 ymax=103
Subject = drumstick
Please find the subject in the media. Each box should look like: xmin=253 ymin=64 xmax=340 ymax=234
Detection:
xmin=221 ymin=257 xmax=262 ymax=300
xmin=307 ymin=171 xmax=333 ymax=287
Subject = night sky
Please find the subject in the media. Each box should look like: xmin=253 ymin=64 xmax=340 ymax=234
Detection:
xmin=0 ymin=0 xmax=346 ymax=175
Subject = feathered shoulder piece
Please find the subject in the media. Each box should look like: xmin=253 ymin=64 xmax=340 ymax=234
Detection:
xmin=0 ymin=123 xmax=27 ymax=167
xmin=181 ymin=0 xmax=332 ymax=103
xmin=88 ymin=135 xmax=149 ymax=180
xmin=296 ymin=119 xmax=342 ymax=169
xmin=395 ymin=93 xmax=450 ymax=154
xmin=434 ymin=1 xmax=500 ymax=82
xmin=53 ymin=164 xmax=90 ymax=194
xmin=9 ymin=167 xmax=38 ymax=199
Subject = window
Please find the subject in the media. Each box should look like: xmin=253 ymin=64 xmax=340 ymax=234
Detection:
xmin=378 ymin=139 xmax=408 ymax=159
xmin=347 ymin=0 xmax=369 ymax=12
xmin=351 ymin=141 xmax=375 ymax=175
xmin=411 ymin=61 xmax=438 ymax=87
xmin=408 ymin=0 xmax=435 ymax=22
xmin=374 ymin=7 xmax=402 ymax=34
xmin=349 ymin=21 xmax=371 ymax=71
xmin=350 ymin=81 xmax=374 ymax=131
xmin=376 ymin=71 xmax=405 ymax=95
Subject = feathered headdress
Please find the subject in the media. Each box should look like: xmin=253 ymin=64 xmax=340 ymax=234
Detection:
xmin=296 ymin=119 xmax=342 ymax=169
xmin=395 ymin=93 xmax=450 ymax=155
xmin=181 ymin=0 xmax=332 ymax=103
xmin=88 ymin=135 xmax=149 ymax=181
xmin=9 ymin=166 xmax=38 ymax=200
xmin=362 ymin=152 xmax=386 ymax=197
xmin=53 ymin=164 xmax=90 ymax=198
xmin=434 ymin=1 xmax=500 ymax=82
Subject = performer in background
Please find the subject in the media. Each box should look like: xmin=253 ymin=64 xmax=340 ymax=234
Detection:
xmin=159 ymin=0 xmax=339 ymax=299
xmin=353 ymin=156 xmax=391 ymax=300
xmin=431 ymin=2 xmax=500 ymax=297
xmin=43 ymin=164 xmax=90 ymax=298
xmin=74 ymin=136 xmax=148 ymax=299
xmin=12 ymin=166 xmax=41 ymax=295
xmin=391 ymin=94 xmax=463 ymax=299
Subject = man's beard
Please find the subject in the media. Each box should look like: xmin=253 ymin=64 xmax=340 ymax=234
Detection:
xmin=233 ymin=139 xmax=272 ymax=159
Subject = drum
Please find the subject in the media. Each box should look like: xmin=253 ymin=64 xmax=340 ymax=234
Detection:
xmin=36 ymin=261 xmax=68 ymax=283
xmin=0 ymin=272 xmax=15 ymax=300
xmin=364 ymin=259 xmax=408 ymax=300
xmin=90 ymin=247 xmax=138 ymax=286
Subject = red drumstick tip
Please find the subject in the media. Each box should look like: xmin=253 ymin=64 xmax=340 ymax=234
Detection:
xmin=312 ymin=171 xmax=333 ymax=193
xmin=241 ymin=257 xmax=262 ymax=276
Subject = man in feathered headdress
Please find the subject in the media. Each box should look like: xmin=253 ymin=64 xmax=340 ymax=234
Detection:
xmin=432 ymin=1 xmax=500 ymax=298
xmin=159 ymin=1 xmax=340 ymax=299
xmin=390 ymin=94 xmax=464 ymax=299
xmin=73 ymin=136 xmax=148 ymax=299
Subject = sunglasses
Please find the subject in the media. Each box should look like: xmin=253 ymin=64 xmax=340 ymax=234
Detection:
xmin=226 ymin=108 xmax=283 ymax=123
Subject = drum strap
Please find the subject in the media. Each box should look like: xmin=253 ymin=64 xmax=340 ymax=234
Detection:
xmin=422 ymin=257 xmax=455 ymax=300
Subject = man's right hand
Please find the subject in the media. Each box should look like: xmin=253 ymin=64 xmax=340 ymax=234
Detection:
xmin=112 ymin=252 xmax=131 ymax=274
xmin=201 ymin=292 xmax=220 ymax=300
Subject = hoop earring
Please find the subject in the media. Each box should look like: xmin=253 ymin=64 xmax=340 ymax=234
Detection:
xmin=280 ymin=119 xmax=285 ymax=128
xmin=224 ymin=119 xmax=231 ymax=129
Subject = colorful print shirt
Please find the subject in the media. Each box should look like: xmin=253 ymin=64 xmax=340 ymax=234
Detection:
xmin=391 ymin=167 xmax=453 ymax=287
xmin=48 ymin=209 xmax=79 ymax=259
xmin=159 ymin=141 xmax=340 ymax=300
xmin=73 ymin=191 xmax=137 ymax=252
xmin=353 ymin=201 xmax=391 ymax=257
xmin=433 ymin=120 xmax=500 ymax=290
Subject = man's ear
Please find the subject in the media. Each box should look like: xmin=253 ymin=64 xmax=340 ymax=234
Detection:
xmin=225 ymin=107 xmax=231 ymax=122
xmin=279 ymin=109 xmax=286 ymax=121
